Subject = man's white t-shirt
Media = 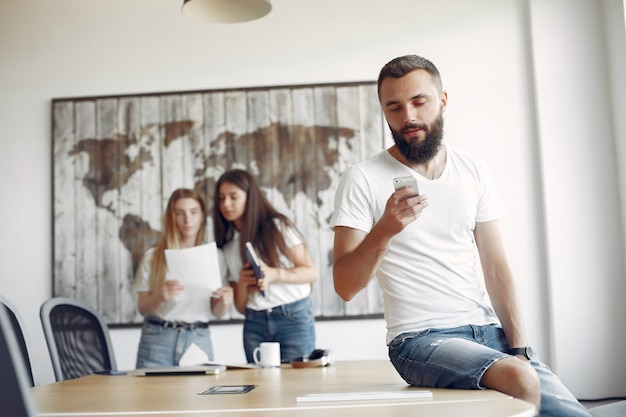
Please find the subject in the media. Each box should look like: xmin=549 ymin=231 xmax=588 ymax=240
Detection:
xmin=329 ymin=146 xmax=505 ymax=344
xmin=222 ymin=224 xmax=311 ymax=311
xmin=135 ymin=247 xmax=228 ymax=323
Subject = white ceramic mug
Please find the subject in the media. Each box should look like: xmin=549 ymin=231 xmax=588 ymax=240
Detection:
xmin=253 ymin=342 xmax=281 ymax=368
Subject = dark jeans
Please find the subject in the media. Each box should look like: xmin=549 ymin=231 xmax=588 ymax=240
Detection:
xmin=243 ymin=297 xmax=315 ymax=363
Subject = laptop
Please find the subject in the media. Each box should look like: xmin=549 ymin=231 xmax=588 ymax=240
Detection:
xmin=205 ymin=362 xmax=259 ymax=370
xmin=134 ymin=364 xmax=226 ymax=376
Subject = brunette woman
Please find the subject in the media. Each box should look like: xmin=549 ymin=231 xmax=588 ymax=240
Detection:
xmin=214 ymin=170 xmax=317 ymax=363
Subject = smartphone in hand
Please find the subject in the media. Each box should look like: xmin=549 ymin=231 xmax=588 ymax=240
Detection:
xmin=393 ymin=176 xmax=419 ymax=201
xmin=245 ymin=242 xmax=265 ymax=297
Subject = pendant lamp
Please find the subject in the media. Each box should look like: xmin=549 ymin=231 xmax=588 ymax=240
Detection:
xmin=182 ymin=0 xmax=272 ymax=23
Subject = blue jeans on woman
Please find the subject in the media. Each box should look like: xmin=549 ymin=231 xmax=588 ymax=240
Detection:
xmin=243 ymin=297 xmax=315 ymax=363
xmin=135 ymin=318 xmax=214 ymax=368
xmin=388 ymin=324 xmax=591 ymax=417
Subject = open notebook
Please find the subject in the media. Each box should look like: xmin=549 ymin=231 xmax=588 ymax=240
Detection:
xmin=135 ymin=364 xmax=226 ymax=376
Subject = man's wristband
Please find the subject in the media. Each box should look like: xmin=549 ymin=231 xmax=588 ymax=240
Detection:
xmin=508 ymin=346 xmax=533 ymax=360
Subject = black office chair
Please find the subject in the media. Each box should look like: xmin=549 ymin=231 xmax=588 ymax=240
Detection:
xmin=0 ymin=294 xmax=35 ymax=386
xmin=40 ymin=297 xmax=118 ymax=381
xmin=0 ymin=304 xmax=38 ymax=417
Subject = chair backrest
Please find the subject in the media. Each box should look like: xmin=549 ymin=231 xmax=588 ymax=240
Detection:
xmin=0 ymin=304 xmax=38 ymax=417
xmin=40 ymin=297 xmax=118 ymax=381
xmin=0 ymin=294 xmax=35 ymax=386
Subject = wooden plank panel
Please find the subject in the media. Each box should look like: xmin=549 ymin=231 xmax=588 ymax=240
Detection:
xmin=201 ymin=92 xmax=241 ymax=319
xmin=52 ymin=101 xmax=76 ymax=298
xmin=139 ymin=96 xmax=163 ymax=231
xmin=185 ymin=93 xmax=206 ymax=197
xmin=52 ymin=82 xmax=385 ymax=325
xmin=94 ymin=98 xmax=120 ymax=321
xmin=204 ymin=92 xmax=227 ymax=180
xmin=176 ymin=95 xmax=197 ymax=191
xmin=312 ymin=86 xmax=345 ymax=317
xmin=161 ymin=95 xmax=187 ymax=202
xmin=72 ymin=100 xmax=98 ymax=306
xmin=269 ymin=88 xmax=295 ymax=207
xmin=246 ymin=90 xmax=272 ymax=180
xmin=269 ymin=88 xmax=314 ymax=309
xmin=358 ymin=85 xmax=386 ymax=314
xmin=116 ymin=96 xmax=143 ymax=322
xmin=202 ymin=92 xmax=226 ymax=240
xmin=224 ymin=91 xmax=247 ymax=166
xmin=266 ymin=89 xmax=296 ymax=213
xmin=289 ymin=87 xmax=323 ymax=315
xmin=359 ymin=84 xmax=386 ymax=160
xmin=246 ymin=90 xmax=283 ymax=218
xmin=335 ymin=86 xmax=370 ymax=316
xmin=117 ymin=96 xmax=163 ymax=324
xmin=224 ymin=91 xmax=249 ymax=319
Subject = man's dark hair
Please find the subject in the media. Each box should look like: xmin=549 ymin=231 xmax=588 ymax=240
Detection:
xmin=377 ymin=55 xmax=443 ymax=97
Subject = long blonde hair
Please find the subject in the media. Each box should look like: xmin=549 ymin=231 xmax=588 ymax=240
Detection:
xmin=146 ymin=188 xmax=207 ymax=292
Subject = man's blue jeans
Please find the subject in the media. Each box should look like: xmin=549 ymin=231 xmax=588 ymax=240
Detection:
xmin=243 ymin=297 xmax=315 ymax=363
xmin=388 ymin=324 xmax=591 ymax=417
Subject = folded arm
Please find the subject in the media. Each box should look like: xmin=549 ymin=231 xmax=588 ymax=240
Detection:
xmin=260 ymin=242 xmax=318 ymax=287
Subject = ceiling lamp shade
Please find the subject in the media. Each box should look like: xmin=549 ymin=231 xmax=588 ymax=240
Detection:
xmin=182 ymin=0 xmax=272 ymax=23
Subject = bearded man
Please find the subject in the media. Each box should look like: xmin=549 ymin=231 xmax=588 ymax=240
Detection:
xmin=330 ymin=55 xmax=590 ymax=417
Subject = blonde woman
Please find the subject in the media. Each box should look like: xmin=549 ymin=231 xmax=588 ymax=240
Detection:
xmin=135 ymin=188 xmax=233 ymax=368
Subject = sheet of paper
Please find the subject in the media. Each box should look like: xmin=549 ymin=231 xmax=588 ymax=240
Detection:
xmin=164 ymin=242 xmax=222 ymax=294
xmin=296 ymin=390 xmax=432 ymax=403
xmin=179 ymin=342 xmax=209 ymax=366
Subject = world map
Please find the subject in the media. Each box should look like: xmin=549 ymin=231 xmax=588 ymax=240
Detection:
xmin=52 ymin=83 xmax=386 ymax=324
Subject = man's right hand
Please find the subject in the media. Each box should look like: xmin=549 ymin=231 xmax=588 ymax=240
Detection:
xmin=383 ymin=188 xmax=429 ymax=234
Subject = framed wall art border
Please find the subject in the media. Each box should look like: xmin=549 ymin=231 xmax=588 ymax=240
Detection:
xmin=52 ymin=81 xmax=387 ymax=326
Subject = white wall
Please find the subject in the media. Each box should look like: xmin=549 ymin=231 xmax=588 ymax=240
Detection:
xmin=111 ymin=319 xmax=389 ymax=370
xmin=529 ymin=0 xmax=626 ymax=397
xmin=0 ymin=0 xmax=624 ymax=399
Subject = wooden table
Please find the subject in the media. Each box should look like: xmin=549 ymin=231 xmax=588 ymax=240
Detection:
xmin=31 ymin=360 xmax=535 ymax=417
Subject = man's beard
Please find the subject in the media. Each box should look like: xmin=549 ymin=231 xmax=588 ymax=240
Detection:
xmin=391 ymin=111 xmax=444 ymax=164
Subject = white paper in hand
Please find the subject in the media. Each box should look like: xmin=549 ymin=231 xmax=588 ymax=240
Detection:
xmin=164 ymin=242 xmax=222 ymax=293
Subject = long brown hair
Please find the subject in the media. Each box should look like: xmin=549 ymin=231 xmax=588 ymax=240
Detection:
xmin=143 ymin=188 xmax=207 ymax=292
xmin=213 ymin=169 xmax=299 ymax=267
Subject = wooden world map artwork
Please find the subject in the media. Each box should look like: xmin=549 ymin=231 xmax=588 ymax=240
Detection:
xmin=52 ymin=82 xmax=387 ymax=325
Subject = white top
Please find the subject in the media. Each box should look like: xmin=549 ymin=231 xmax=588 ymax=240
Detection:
xmin=135 ymin=247 xmax=228 ymax=323
xmin=222 ymin=224 xmax=311 ymax=311
xmin=329 ymin=146 xmax=505 ymax=344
